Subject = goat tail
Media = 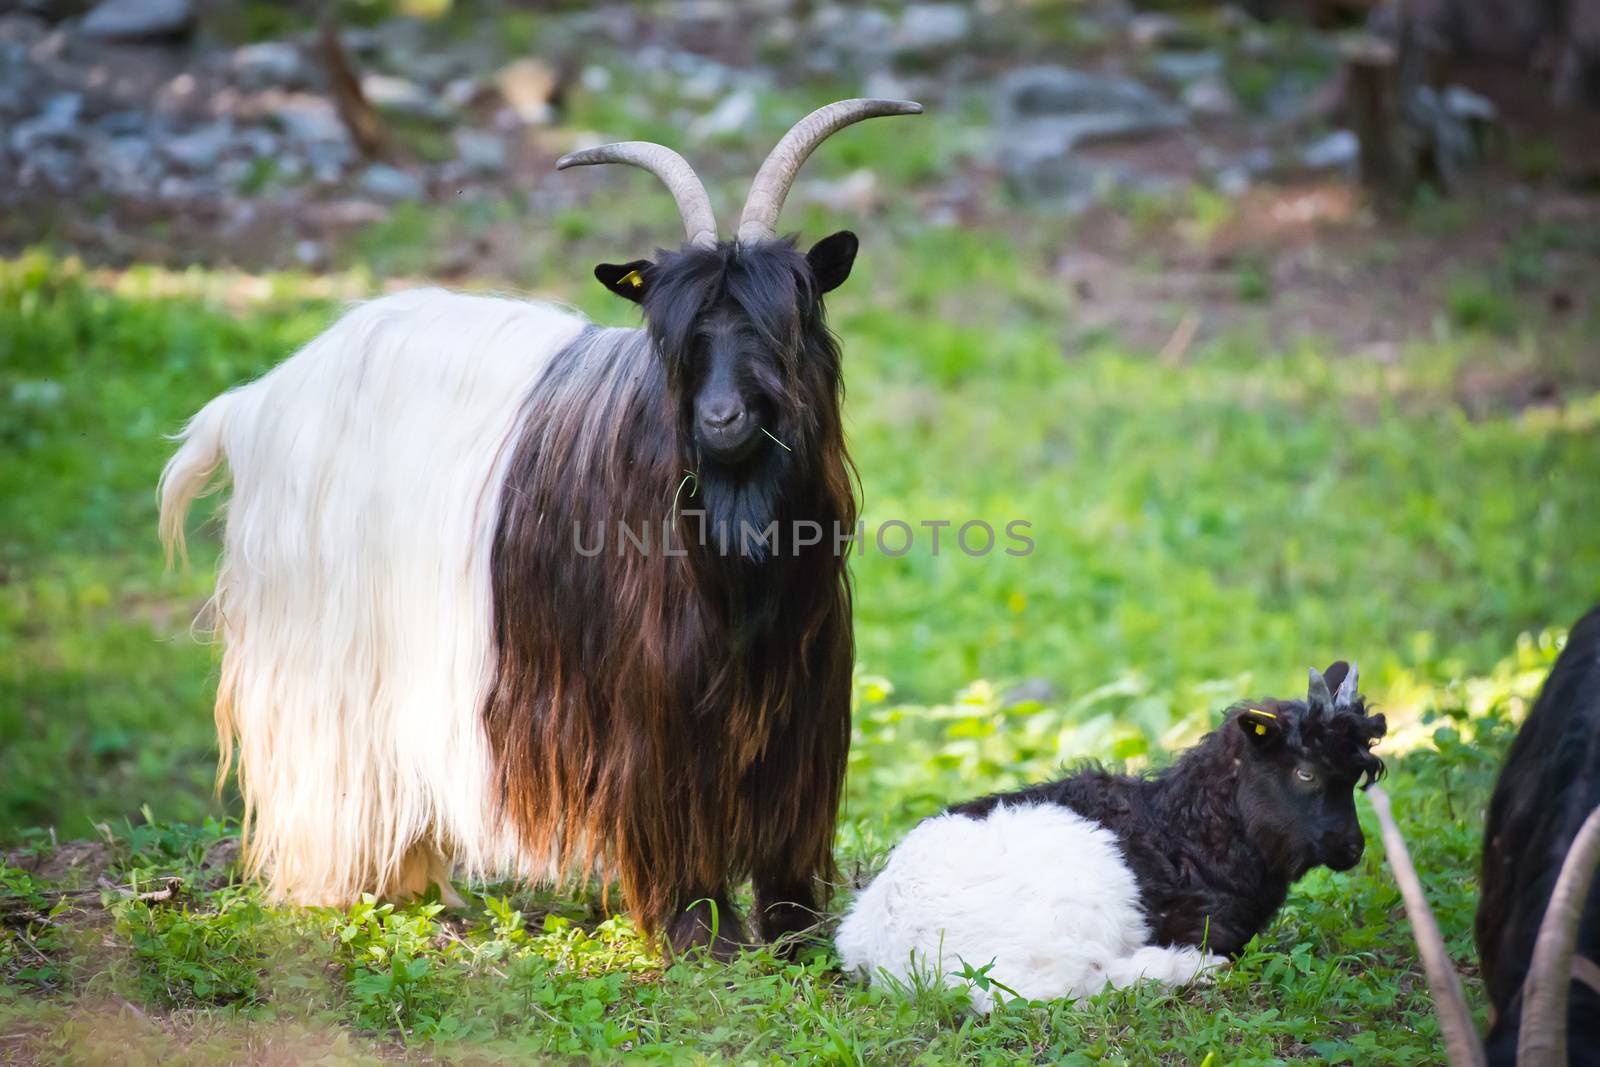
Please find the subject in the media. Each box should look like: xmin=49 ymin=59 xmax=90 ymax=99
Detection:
xmin=158 ymin=389 xmax=239 ymax=566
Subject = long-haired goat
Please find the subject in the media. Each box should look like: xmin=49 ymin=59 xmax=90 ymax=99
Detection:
xmin=1370 ymin=605 xmax=1600 ymax=1066
xmin=158 ymin=99 xmax=921 ymax=954
xmin=835 ymin=662 xmax=1387 ymax=1009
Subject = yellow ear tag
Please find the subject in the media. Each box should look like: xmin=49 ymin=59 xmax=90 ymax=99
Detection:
xmin=1255 ymin=724 xmax=1267 ymax=736
xmin=620 ymin=269 xmax=643 ymax=288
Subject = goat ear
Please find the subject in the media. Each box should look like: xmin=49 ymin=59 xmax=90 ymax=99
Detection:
xmin=807 ymin=230 xmax=858 ymax=294
xmin=595 ymin=260 xmax=654 ymax=304
xmin=1237 ymin=705 xmax=1285 ymax=748
xmin=1329 ymin=661 xmax=1360 ymax=708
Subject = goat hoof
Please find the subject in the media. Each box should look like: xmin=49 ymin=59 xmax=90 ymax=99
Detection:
xmin=667 ymin=899 xmax=748 ymax=961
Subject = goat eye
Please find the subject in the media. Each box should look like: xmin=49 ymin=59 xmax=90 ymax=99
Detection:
xmin=1295 ymin=767 xmax=1317 ymax=783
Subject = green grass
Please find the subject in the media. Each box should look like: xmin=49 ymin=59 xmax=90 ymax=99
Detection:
xmin=2 ymin=194 xmax=1597 ymax=1059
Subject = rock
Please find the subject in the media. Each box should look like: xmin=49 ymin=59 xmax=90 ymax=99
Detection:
xmin=9 ymin=91 xmax=81 ymax=153
xmin=1182 ymin=77 xmax=1237 ymax=118
xmin=95 ymin=109 xmax=147 ymax=136
xmin=1215 ymin=165 xmax=1252 ymax=197
xmin=1148 ymin=49 xmax=1224 ymax=85
xmin=362 ymin=73 xmax=445 ymax=120
xmin=0 ymin=12 xmax=49 ymax=47
xmin=17 ymin=143 xmax=79 ymax=189
xmin=799 ymin=168 xmax=880 ymax=216
xmin=90 ymin=134 xmax=162 ymax=194
xmin=294 ymin=239 xmax=328 ymax=269
xmin=231 ymin=41 xmax=314 ymax=91
xmin=273 ymin=95 xmax=348 ymax=146
xmin=496 ymin=58 xmax=557 ymax=125
xmin=1300 ymin=129 xmax=1358 ymax=172
xmin=441 ymin=76 xmax=484 ymax=111
xmin=995 ymin=66 xmax=1187 ymax=203
xmin=1444 ymin=84 xmax=1497 ymax=123
xmin=579 ymin=64 xmax=612 ymax=93
xmin=689 ymin=88 xmax=756 ymax=141
xmin=303 ymin=140 xmax=354 ymax=183
xmin=357 ymin=162 xmax=424 ymax=201
xmin=997 ymin=65 xmax=1185 ymax=133
xmin=80 ymin=0 xmax=193 ymax=40
xmin=804 ymin=5 xmax=895 ymax=76
xmin=230 ymin=126 xmax=279 ymax=158
xmin=894 ymin=3 xmax=971 ymax=55
xmin=452 ymin=128 xmax=505 ymax=175
xmin=1127 ymin=12 xmax=1183 ymax=49
xmin=160 ymin=121 xmax=233 ymax=171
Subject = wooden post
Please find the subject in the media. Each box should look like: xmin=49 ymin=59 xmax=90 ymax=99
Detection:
xmin=1342 ymin=34 xmax=1414 ymax=208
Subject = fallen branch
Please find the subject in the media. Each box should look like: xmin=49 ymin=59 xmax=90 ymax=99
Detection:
xmin=319 ymin=17 xmax=389 ymax=160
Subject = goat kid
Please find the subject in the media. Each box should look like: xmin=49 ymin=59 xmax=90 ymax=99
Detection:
xmin=835 ymin=663 xmax=1386 ymax=1010
xmin=158 ymin=100 xmax=920 ymax=955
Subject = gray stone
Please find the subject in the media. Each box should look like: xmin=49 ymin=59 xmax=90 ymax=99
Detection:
xmin=273 ymin=95 xmax=348 ymax=146
xmin=231 ymin=126 xmax=279 ymax=158
xmin=80 ymin=0 xmax=193 ymax=40
xmin=441 ymin=76 xmax=483 ymax=111
xmin=1148 ymin=49 xmax=1224 ymax=85
xmin=294 ymin=239 xmax=328 ymax=269
xmin=362 ymin=73 xmax=446 ymax=120
xmin=1300 ymin=129 xmax=1358 ymax=172
xmin=995 ymin=66 xmax=1187 ymax=203
xmin=1127 ymin=12 xmax=1183 ymax=49
xmin=1182 ymin=77 xmax=1237 ymax=118
xmin=17 ymin=143 xmax=79 ymax=188
xmin=10 ymin=92 xmax=81 ymax=153
xmin=895 ymin=3 xmax=971 ymax=55
xmin=357 ymin=162 xmax=424 ymax=201
xmin=452 ymin=128 xmax=505 ymax=175
xmin=804 ymin=5 xmax=895 ymax=75
xmin=689 ymin=88 xmax=756 ymax=141
xmin=997 ymin=66 xmax=1184 ymax=133
xmin=1444 ymin=84 xmax=1497 ymax=123
xmin=303 ymin=139 xmax=354 ymax=183
xmin=96 ymin=109 xmax=147 ymax=136
xmin=91 ymin=134 xmax=162 ymax=194
xmin=231 ymin=41 xmax=314 ymax=91
xmin=161 ymin=122 xmax=233 ymax=171
xmin=798 ymin=168 xmax=879 ymax=216
xmin=1215 ymin=165 xmax=1252 ymax=197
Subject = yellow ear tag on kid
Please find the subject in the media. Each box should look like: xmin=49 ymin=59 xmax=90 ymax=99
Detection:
xmin=620 ymin=269 xmax=643 ymax=288
xmin=1255 ymin=724 xmax=1267 ymax=736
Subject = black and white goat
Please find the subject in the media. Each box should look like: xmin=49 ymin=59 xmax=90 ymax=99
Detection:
xmin=1370 ymin=605 xmax=1600 ymax=1067
xmin=158 ymin=100 xmax=919 ymax=952
xmin=836 ymin=663 xmax=1387 ymax=1008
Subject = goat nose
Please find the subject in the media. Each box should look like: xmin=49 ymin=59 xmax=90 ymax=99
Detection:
xmin=702 ymin=404 xmax=745 ymax=429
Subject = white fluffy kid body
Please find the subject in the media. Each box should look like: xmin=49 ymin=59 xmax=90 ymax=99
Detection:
xmin=835 ymin=803 xmax=1222 ymax=1011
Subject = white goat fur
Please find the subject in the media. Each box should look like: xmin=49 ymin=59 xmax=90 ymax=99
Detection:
xmin=835 ymin=803 xmax=1223 ymax=1011
xmin=159 ymin=289 xmax=587 ymax=905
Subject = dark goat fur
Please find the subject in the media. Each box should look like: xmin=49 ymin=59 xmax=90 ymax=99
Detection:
xmin=951 ymin=675 xmax=1386 ymax=956
xmin=1477 ymin=605 xmax=1600 ymax=1065
xmin=481 ymin=239 xmax=856 ymax=949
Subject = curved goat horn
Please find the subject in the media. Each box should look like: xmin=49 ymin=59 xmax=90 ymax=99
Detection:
xmin=1519 ymin=803 xmax=1600 ymax=1067
xmin=557 ymin=142 xmax=718 ymax=249
xmin=736 ymin=99 xmax=923 ymax=244
xmin=1367 ymin=786 xmax=1489 ymax=1067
